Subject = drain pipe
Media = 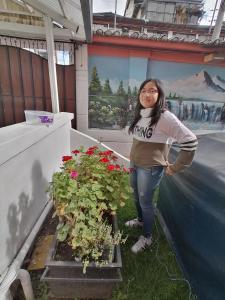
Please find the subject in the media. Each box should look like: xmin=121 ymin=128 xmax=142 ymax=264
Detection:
xmin=16 ymin=269 xmax=34 ymax=300
xmin=0 ymin=200 xmax=53 ymax=300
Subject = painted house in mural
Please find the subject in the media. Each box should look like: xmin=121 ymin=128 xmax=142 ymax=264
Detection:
xmin=89 ymin=13 xmax=225 ymax=131
xmin=124 ymin=0 xmax=204 ymax=25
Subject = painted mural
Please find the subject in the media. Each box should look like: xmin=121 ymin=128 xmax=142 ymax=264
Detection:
xmin=148 ymin=60 xmax=225 ymax=131
xmin=88 ymin=56 xmax=225 ymax=130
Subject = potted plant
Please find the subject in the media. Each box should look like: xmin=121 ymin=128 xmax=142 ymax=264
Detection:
xmin=41 ymin=145 xmax=133 ymax=299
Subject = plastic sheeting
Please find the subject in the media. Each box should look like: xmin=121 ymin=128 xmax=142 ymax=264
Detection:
xmin=158 ymin=132 xmax=225 ymax=300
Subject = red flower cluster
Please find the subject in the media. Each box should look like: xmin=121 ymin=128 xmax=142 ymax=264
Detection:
xmin=72 ymin=149 xmax=80 ymax=154
xmin=69 ymin=146 xmax=125 ymax=173
xmin=85 ymin=150 xmax=94 ymax=155
xmin=100 ymin=157 xmax=110 ymax=163
xmin=88 ymin=146 xmax=98 ymax=151
xmin=70 ymin=170 xmax=78 ymax=179
xmin=62 ymin=155 xmax=72 ymax=162
xmin=99 ymin=150 xmax=113 ymax=156
xmin=107 ymin=164 xmax=121 ymax=171
xmin=107 ymin=164 xmax=115 ymax=171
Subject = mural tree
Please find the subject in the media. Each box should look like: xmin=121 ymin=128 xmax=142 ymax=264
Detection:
xmin=117 ymin=80 xmax=126 ymax=98
xmin=116 ymin=80 xmax=129 ymax=128
xmin=127 ymin=86 xmax=132 ymax=99
xmin=103 ymin=79 xmax=113 ymax=96
xmin=88 ymin=64 xmax=144 ymax=129
xmin=127 ymin=85 xmax=137 ymax=123
xmin=132 ymin=86 xmax=138 ymax=97
xmin=89 ymin=66 xmax=102 ymax=95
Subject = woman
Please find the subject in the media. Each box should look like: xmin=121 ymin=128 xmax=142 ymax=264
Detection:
xmin=126 ymin=79 xmax=198 ymax=254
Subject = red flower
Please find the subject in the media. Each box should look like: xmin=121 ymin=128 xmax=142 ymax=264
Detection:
xmin=107 ymin=164 xmax=116 ymax=171
xmin=100 ymin=157 xmax=110 ymax=163
xmin=62 ymin=155 xmax=72 ymax=162
xmin=115 ymin=164 xmax=121 ymax=170
xmin=99 ymin=150 xmax=113 ymax=156
xmin=104 ymin=150 xmax=113 ymax=156
xmin=88 ymin=146 xmax=98 ymax=151
xmin=72 ymin=149 xmax=80 ymax=154
xmin=85 ymin=150 xmax=94 ymax=155
xmin=70 ymin=170 xmax=78 ymax=179
xmin=123 ymin=167 xmax=129 ymax=173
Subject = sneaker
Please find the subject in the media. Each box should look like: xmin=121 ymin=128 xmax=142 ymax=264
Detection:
xmin=125 ymin=218 xmax=143 ymax=228
xmin=131 ymin=235 xmax=152 ymax=254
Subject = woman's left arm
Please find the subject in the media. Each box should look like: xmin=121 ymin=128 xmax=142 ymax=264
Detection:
xmin=161 ymin=112 xmax=198 ymax=175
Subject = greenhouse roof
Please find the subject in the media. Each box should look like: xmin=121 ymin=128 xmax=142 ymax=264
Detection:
xmin=0 ymin=0 xmax=92 ymax=42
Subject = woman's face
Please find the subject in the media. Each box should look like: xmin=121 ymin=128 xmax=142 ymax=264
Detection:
xmin=139 ymin=81 xmax=159 ymax=108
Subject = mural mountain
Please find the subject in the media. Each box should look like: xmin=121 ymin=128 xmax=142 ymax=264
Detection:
xmin=164 ymin=70 xmax=225 ymax=102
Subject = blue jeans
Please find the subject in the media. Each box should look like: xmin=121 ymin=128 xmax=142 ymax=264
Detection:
xmin=130 ymin=162 xmax=164 ymax=238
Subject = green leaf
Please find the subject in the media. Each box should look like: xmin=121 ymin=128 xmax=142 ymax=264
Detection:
xmin=90 ymin=194 xmax=97 ymax=201
xmin=95 ymin=191 xmax=106 ymax=200
xmin=92 ymin=173 xmax=101 ymax=178
xmin=121 ymin=192 xmax=129 ymax=200
xmin=106 ymin=185 xmax=114 ymax=192
xmin=57 ymin=223 xmax=70 ymax=241
xmin=109 ymin=203 xmax=117 ymax=210
xmin=92 ymin=183 xmax=102 ymax=191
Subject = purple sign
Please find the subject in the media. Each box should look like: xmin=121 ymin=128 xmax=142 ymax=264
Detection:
xmin=38 ymin=116 xmax=53 ymax=124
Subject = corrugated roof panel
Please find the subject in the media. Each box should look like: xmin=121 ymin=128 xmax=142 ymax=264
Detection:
xmin=164 ymin=13 xmax=173 ymax=23
xmin=61 ymin=0 xmax=83 ymax=26
xmin=37 ymin=0 xmax=63 ymax=15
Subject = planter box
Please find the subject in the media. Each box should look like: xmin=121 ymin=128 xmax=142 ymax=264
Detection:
xmin=41 ymin=215 xmax=122 ymax=299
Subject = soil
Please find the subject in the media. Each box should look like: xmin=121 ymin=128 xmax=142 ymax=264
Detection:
xmin=55 ymin=240 xmax=75 ymax=261
xmin=35 ymin=210 xmax=76 ymax=262
xmin=39 ymin=210 xmax=59 ymax=236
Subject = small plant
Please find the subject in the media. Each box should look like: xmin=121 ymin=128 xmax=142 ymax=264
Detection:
xmin=49 ymin=145 xmax=133 ymax=272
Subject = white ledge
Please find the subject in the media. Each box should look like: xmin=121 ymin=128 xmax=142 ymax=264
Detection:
xmin=0 ymin=112 xmax=73 ymax=166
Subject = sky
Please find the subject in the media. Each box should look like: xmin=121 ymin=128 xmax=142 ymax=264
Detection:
xmin=148 ymin=60 xmax=225 ymax=80
xmin=93 ymin=0 xmax=223 ymax=26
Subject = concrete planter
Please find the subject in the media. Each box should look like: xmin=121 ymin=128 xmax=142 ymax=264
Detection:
xmin=41 ymin=215 xmax=122 ymax=299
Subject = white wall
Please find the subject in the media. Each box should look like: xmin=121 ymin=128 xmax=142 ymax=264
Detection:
xmin=0 ymin=113 xmax=73 ymax=277
xmin=75 ymin=45 xmax=132 ymax=158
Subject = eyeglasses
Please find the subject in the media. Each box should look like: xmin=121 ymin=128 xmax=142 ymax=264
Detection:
xmin=141 ymin=89 xmax=158 ymax=94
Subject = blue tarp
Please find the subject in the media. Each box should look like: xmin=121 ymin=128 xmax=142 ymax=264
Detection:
xmin=158 ymin=132 xmax=225 ymax=300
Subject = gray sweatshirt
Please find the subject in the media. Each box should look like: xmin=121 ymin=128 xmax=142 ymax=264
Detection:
xmin=130 ymin=108 xmax=198 ymax=173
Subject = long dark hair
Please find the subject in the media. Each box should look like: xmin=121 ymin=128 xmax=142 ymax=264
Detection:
xmin=128 ymin=79 xmax=166 ymax=134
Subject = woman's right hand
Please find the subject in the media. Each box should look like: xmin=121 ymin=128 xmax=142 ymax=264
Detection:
xmin=165 ymin=162 xmax=175 ymax=176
